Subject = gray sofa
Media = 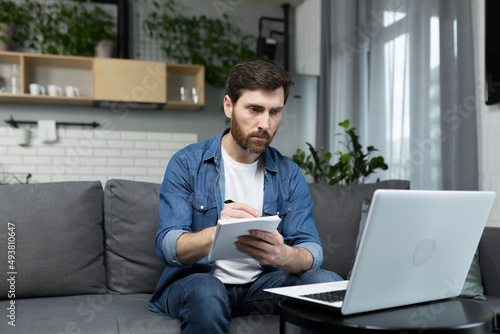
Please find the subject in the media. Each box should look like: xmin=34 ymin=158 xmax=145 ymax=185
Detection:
xmin=0 ymin=178 xmax=498 ymax=333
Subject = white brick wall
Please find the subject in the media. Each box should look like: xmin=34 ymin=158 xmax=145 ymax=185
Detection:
xmin=0 ymin=126 xmax=198 ymax=185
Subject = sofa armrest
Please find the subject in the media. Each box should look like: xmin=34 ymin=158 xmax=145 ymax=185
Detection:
xmin=478 ymin=227 xmax=500 ymax=298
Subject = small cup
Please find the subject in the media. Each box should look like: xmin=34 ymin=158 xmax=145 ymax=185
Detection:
xmin=48 ymin=84 xmax=62 ymax=97
xmin=29 ymin=83 xmax=45 ymax=96
xmin=65 ymin=85 xmax=80 ymax=98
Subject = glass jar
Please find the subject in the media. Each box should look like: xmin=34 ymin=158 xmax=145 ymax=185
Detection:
xmin=10 ymin=64 xmax=21 ymax=94
xmin=192 ymin=87 xmax=198 ymax=103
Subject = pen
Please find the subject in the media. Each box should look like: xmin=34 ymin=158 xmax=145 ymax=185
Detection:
xmin=224 ymin=199 xmax=234 ymax=204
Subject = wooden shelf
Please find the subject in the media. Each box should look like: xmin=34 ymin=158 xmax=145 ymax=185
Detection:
xmin=0 ymin=93 xmax=94 ymax=107
xmin=23 ymin=53 xmax=93 ymax=68
xmin=165 ymin=100 xmax=204 ymax=110
xmin=165 ymin=63 xmax=205 ymax=110
xmin=0 ymin=51 xmax=205 ymax=110
xmin=93 ymin=58 xmax=166 ymax=104
xmin=0 ymin=52 xmax=21 ymax=65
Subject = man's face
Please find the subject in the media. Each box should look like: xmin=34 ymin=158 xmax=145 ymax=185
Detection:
xmin=225 ymin=88 xmax=284 ymax=154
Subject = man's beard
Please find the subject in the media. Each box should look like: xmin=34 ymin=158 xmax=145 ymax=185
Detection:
xmin=230 ymin=114 xmax=276 ymax=154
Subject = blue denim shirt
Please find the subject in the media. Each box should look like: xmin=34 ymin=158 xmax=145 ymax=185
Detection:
xmin=149 ymin=129 xmax=323 ymax=315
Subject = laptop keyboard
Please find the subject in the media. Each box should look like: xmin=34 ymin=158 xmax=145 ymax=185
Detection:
xmin=300 ymin=289 xmax=346 ymax=303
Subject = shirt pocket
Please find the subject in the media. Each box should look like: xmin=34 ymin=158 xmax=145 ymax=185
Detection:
xmin=263 ymin=200 xmax=290 ymax=219
xmin=191 ymin=194 xmax=218 ymax=229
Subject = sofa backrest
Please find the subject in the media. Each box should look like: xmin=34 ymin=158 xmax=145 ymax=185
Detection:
xmin=309 ymin=179 xmax=411 ymax=279
xmin=103 ymin=178 xmax=411 ymax=289
xmin=0 ymin=181 xmax=107 ymax=299
xmin=0 ymin=178 xmax=411 ymax=299
xmin=104 ymin=179 xmax=164 ymax=294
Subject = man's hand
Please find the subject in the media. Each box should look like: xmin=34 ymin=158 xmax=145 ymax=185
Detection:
xmin=176 ymin=201 xmax=260 ymax=265
xmin=235 ymin=229 xmax=313 ymax=274
xmin=221 ymin=202 xmax=261 ymax=220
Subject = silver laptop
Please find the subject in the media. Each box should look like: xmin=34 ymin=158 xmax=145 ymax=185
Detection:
xmin=265 ymin=189 xmax=496 ymax=315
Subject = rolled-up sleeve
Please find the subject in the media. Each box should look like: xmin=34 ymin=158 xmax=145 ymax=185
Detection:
xmin=155 ymin=151 xmax=194 ymax=266
xmin=294 ymin=241 xmax=323 ymax=270
xmin=162 ymin=230 xmax=188 ymax=267
xmin=285 ymin=159 xmax=324 ymax=267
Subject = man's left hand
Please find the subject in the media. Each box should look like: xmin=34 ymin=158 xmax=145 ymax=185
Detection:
xmin=235 ymin=230 xmax=313 ymax=274
xmin=235 ymin=230 xmax=290 ymax=267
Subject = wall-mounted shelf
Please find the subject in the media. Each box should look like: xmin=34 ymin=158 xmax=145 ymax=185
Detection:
xmin=0 ymin=93 xmax=95 ymax=107
xmin=0 ymin=51 xmax=205 ymax=110
xmin=165 ymin=63 xmax=205 ymax=110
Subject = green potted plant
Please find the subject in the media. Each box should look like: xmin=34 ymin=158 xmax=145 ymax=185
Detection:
xmin=86 ymin=5 xmax=116 ymax=57
xmin=0 ymin=0 xmax=31 ymax=51
xmin=144 ymin=0 xmax=262 ymax=87
xmin=26 ymin=0 xmax=116 ymax=57
xmin=292 ymin=120 xmax=389 ymax=185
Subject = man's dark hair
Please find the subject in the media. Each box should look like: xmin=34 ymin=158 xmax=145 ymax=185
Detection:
xmin=225 ymin=59 xmax=294 ymax=105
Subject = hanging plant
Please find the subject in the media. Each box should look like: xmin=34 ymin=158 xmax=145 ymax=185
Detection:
xmin=144 ymin=0 xmax=263 ymax=87
xmin=292 ymin=120 xmax=389 ymax=185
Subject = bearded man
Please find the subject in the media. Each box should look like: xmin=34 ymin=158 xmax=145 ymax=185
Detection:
xmin=149 ymin=59 xmax=342 ymax=333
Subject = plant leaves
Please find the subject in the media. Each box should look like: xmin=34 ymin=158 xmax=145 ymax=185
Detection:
xmin=289 ymin=120 xmax=388 ymax=185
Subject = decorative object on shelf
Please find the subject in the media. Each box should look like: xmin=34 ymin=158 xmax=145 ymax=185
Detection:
xmin=191 ymin=87 xmax=198 ymax=103
xmin=144 ymin=0 xmax=263 ymax=87
xmin=88 ymin=4 xmax=116 ymax=57
xmin=0 ymin=0 xmax=31 ymax=51
xmin=26 ymin=0 xmax=116 ymax=57
xmin=180 ymin=86 xmax=186 ymax=102
xmin=94 ymin=39 xmax=114 ymax=58
xmin=9 ymin=64 xmax=20 ymax=94
xmin=292 ymin=120 xmax=389 ymax=185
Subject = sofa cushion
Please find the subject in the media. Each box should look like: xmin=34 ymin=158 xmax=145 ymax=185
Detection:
xmin=0 ymin=294 xmax=285 ymax=334
xmin=478 ymin=226 xmax=500 ymax=298
xmin=0 ymin=295 xmax=118 ymax=333
xmin=104 ymin=179 xmax=164 ymax=293
xmin=459 ymin=249 xmax=486 ymax=300
xmin=308 ymin=179 xmax=410 ymax=279
xmin=0 ymin=181 xmax=106 ymax=299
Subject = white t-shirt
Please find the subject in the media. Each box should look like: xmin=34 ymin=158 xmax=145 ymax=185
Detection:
xmin=209 ymin=146 xmax=265 ymax=284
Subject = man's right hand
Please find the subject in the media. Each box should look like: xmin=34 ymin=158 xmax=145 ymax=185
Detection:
xmin=176 ymin=202 xmax=261 ymax=265
xmin=220 ymin=202 xmax=261 ymax=220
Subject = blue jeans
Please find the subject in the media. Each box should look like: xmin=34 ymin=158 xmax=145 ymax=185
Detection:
xmin=165 ymin=269 xmax=343 ymax=334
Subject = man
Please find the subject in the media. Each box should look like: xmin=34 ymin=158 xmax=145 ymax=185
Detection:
xmin=149 ymin=59 xmax=342 ymax=333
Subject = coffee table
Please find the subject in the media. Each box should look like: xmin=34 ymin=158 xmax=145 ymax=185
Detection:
xmin=279 ymin=298 xmax=495 ymax=333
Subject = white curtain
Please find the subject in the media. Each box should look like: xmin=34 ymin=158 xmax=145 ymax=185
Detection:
xmin=318 ymin=0 xmax=478 ymax=190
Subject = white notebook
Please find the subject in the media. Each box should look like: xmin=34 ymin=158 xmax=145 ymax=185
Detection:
xmin=208 ymin=215 xmax=281 ymax=262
